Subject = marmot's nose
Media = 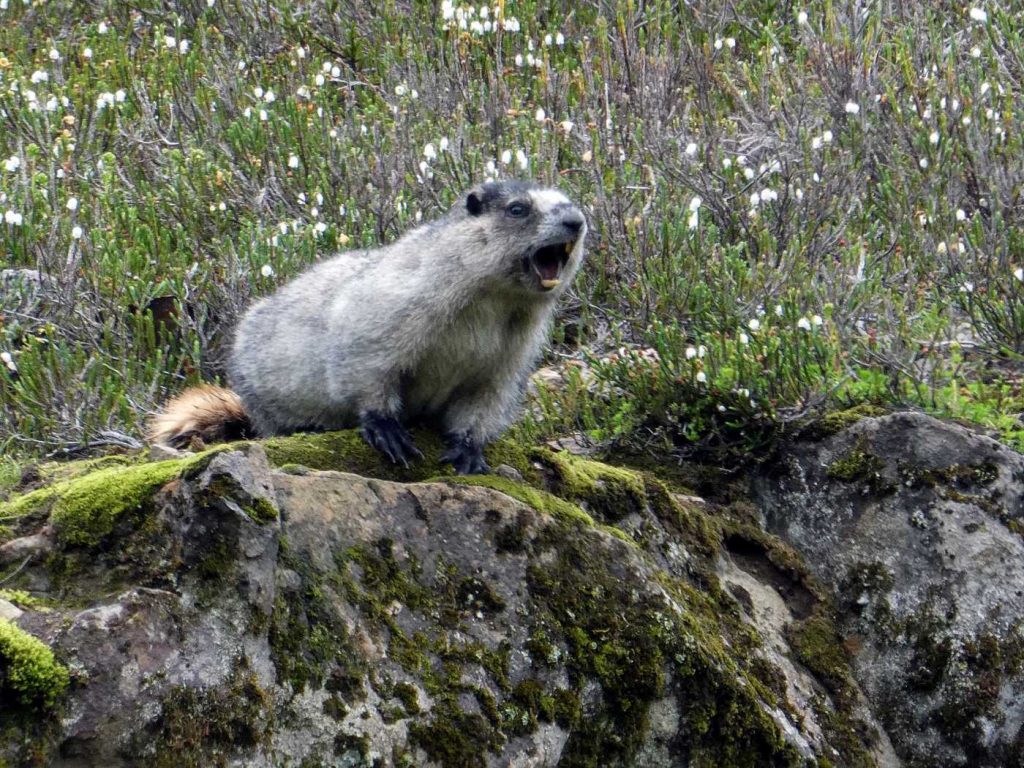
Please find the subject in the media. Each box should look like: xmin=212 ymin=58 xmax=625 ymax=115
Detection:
xmin=561 ymin=213 xmax=585 ymax=234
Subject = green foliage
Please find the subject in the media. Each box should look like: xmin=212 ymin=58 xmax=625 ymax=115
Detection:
xmin=0 ymin=0 xmax=1021 ymax=460
xmin=0 ymin=618 xmax=70 ymax=710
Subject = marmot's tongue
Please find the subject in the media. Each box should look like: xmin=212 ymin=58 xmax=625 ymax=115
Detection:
xmin=538 ymin=260 xmax=560 ymax=280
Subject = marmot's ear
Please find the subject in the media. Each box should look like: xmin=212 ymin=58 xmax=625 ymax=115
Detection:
xmin=466 ymin=190 xmax=486 ymax=216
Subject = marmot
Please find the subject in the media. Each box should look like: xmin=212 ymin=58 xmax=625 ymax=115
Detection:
xmin=149 ymin=180 xmax=587 ymax=474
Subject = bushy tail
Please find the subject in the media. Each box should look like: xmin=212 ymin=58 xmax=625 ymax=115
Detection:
xmin=148 ymin=384 xmax=252 ymax=448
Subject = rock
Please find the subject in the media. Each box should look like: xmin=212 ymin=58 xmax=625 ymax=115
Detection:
xmin=0 ymin=436 xmax=877 ymax=767
xmin=755 ymin=411 xmax=1024 ymax=767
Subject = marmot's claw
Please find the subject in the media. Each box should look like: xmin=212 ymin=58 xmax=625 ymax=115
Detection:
xmin=442 ymin=434 xmax=490 ymax=475
xmin=360 ymin=412 xmax=422 ymax=467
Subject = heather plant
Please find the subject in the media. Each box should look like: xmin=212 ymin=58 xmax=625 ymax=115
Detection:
xmin=0 ymin=0 xmax=1021 ymax=460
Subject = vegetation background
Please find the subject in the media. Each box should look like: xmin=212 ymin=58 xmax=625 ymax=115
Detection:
xmin=1 ymin=0 xmax=1022 ymax=467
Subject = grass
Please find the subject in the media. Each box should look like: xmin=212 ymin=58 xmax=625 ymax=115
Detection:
xmin=0 ymin=0 xmax=1021 ymax=462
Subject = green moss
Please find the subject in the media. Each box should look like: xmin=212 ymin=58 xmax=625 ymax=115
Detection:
xmin=393 ymin=681 xmax=421 ymax=715
xmin=0 ymin=619 xmax=69 ymax=710
xmin=258 ymin=429 xmax=539 ymax=484
xmin=524 ymin=519 xmax=800 ymax=767
xmin=444 ymin=474 xmax=596 ymax=527
xmin=0 ymin=589 xmax=52 ymax=611
xmin=268 ymin=542 xmax=368 ymax=696
xmin=532 ymin=448 xmax=647 ymax=523
xmin=802 ymin=404 xmax=888 ymax=439
xmin=0 ymin=446 xmax=230 ymax=548
xmin=408 ymin=703 xmax=499 ymax=768
xmin=143 ymin=667 xmax=272 ymax=768
xmin=785 ymin=611 xmax=856 ymax=707
xmin=826 ymin=442 xmax=892 ymax=494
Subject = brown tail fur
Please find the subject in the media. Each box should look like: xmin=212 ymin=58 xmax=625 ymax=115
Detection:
xmin=148 ymin=384 xmax=252 ymax=448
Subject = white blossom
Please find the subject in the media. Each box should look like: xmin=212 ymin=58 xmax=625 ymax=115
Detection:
xmin=797 ymin=317 xmax=812 ymax=330
xmin=66 ymin=197 xmax=78 ymax=211
xmin=261 ymin=264 xmax=275 ymax=277
xmin=696 ymin=371 xmax=707 ymax=383
xmin=844 ymin=101 xmax=860 ymax=115
xmin=71 ymin=225 xmax=83 ymax=239
xmin=748 ymin=318 xmax=760 ymax=331
xmin=3 ymin=155 xmax=19 ymax=172
xmin=685 ymin=142 xmax=698 ymax=157
xmin=423 ymin=143 xmax=437 ymax=161
xmin=535 ymin=107 xmax=546 ymax=122
xmin=288 ymin=154 xmax=299 ymax=169
xmin=797 ymin=10 xmax=808 ymax=24
xmin=969 ymin=7 xmax=987 ymax=22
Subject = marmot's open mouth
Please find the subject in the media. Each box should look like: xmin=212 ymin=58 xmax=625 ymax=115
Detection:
xmin=530 ymin=241 xmax=575 ymax=290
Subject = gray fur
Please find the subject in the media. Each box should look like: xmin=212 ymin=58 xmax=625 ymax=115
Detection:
xmin=228 ymin=181 xmax=586 ymax=450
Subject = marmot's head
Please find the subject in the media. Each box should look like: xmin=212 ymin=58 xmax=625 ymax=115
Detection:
xmin=458 ymin=180 xmax=587 ymax=297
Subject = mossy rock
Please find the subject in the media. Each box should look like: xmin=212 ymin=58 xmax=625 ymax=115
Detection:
xmin=0 ymin=619 xmax=69 ymax=710
xmin=0 ymin=446 xmax=231 ymax=548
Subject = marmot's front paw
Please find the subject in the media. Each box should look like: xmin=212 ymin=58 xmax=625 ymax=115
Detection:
xmin=359 ymin=412 xmax=423 ymax=467
xmin=442 ymin=433 xmax=490 ymax=475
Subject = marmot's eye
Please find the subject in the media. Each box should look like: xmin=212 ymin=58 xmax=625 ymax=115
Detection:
xmin=506 ymin=202 xmax=530 ymax=218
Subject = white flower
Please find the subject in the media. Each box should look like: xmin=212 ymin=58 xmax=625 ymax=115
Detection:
xmin=178 ymin=39 xmax=190 ymax=54
xmin=0 ymin=351 xmax=14 ymax=372
xmin=687 ymin=209 xmax=699 ymax=230
xmin=743 ymin=167 xmax=754 ymax=180
xmin=688 ymin=195 xmax=702 ymax=212
xmin=844 ymin=101 xmax=860 ymax=115
xmin=750 ymin=191 xmax=761 ymax=206
xmin=315 ymin=73 xmax=326 ymax=86
xmin=559 ymin=120 xmax=574 ymax=133
xmin=1014 ymin=267 xmax=1023 ymax=281
xmin=115 ymin=88 xmax=127 ymax=102
xmin=261 ymin=264 xmax=275 ymax=277
xmin=439 ymin=137 xmax=449 ymax=151
xmin=535 ymin=107 xmax=546 ymax=122
xmin=83 ymin=47 xmax=93 ymax=59
xmin=485 ymin=159 xmax=496 ymax=175
xmin=936 ymin=241 xmax=948 ymax=255
xmin=4 ymin=155 xmax=19 ymax=172
xmin=969 ymin=7 xmax=987 ymax=22
xmin=960 ymin=281 xmax=974 ymax=293
xmin=696 ymin=371 xmax=707 ymax=383
xmin=760 ymin=188 xmax=778 ymax=202
xmin=394 ymin=83 xmax=408 ymax=96
xmin=822 ymin=130 xmax=833 ymax=143
xmin=956 ymin=208 xmax=966 ymax=221
xmin=725 ymin=37 xmax=735 ymax=48
xmin=515 ymin=54 xmax=524 ymax=67
xmin=164 ymin=35 xmax=177 ymax=49
xmin=722 ymin=157 xmax=732 ymax=169
xmin=685 ymin=142 xmax=698 ymax=157
xmin=71 ymin=225 xmax=83 ymax=239
xmin=555 ymin=32 xmax=564 ymax=46
xmin=4 ymin=210 xmax=22 ymax=225
xmin=919 ymin=157 xmax=929 ymax=169
xmin=30 ymin=70 xmax=48 ymax=83
xmin=544 ymin=33 xmax=553 ymax=45
xmin=314 ymin=222 xmax=327 ymax=235
xmin=263 ymin=89 xmax=276 ymax=103
xmin=685 ymin=346 xmax=697 ymax=360
xmin=423 ymin=143 xmax=437 ymax=160
xmin=331 ymin=65 xmax=341 ymax=78
xmin=515 ymin=149 xmax=528 ymax=170
xmin=739 ymin=333 xmax=749 ymax=345
xmin=714 ymin=38 xmax=723 ymax=50
xmin=812 ymin=314 xmax=823 ymax=326
xmin=811 ymin=135 xmax=822 ymax=150
xmin=797 ymin=317 xmax=811 ymax=331
xmin=797 ymin=10 xmax=808 ymax=24
xmin=748 ymin=318 xmax=760 ymax=331
xmin=49 ymin=48 xmax=59 ymax=61
xmin=288 ymin=154 xmax=299 ymax=169
xmin=501 ymin=149 xmax=512 ymax=165
xmin=259 ymin=109 xmax=268 ymax=121
xmin=698 ymin=345 xmax=707 ymax=358
xmin=66 ymin=197 xmax=78 ymax=211
xmin=98 ymin=21 xmax=109 ymax=34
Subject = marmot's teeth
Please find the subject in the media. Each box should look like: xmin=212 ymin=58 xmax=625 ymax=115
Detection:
xmin=541 ymin=278 xmax=562 ymax=288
